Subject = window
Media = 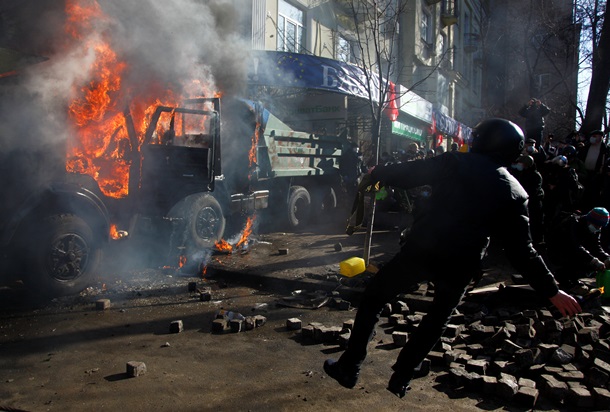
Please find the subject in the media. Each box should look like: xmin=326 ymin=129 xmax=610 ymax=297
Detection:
xmin=421 ymin=7 xmax=432 ymax=45
xmin=337 ymin=34 xmax=355 ymax=63
xmin=277 ymin=0 xmax=304 ymax=53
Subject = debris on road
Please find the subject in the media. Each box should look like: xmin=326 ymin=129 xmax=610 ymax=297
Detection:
xmin=126 ymin=361 xmax=147 ymax=377
xmin=169 ymin=320 xmax=183 ymax=333
xmin=95 ymin=299 xmax=110 ymax=310
xmin=276 ymin=290 xmax=330 ymax=309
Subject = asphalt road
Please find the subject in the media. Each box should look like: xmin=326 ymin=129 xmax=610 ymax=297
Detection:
xmin=0 ymin=213 xmax=568 ymax=412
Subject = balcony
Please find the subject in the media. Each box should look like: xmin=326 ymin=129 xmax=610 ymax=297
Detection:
xmin=441 ymin=0 xmax=458 ymax=27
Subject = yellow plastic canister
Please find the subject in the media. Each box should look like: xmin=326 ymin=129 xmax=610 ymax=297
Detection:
xmin=339 ymin=257 xmax=366 ymax=277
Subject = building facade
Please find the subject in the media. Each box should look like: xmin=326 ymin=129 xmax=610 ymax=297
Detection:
xmin=240 ymin=1 xmax=578 ymax=156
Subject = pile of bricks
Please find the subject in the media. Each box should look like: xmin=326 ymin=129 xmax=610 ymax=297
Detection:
xmin=385 ymin=290 xmax=610 ymax=409
xmin=291 ymin=285 xmax=609 ymax=409
xmin=292 ymin=318 xmax=354 ymax=349
xmin=212 ymin=313 xmax=267 ymax=333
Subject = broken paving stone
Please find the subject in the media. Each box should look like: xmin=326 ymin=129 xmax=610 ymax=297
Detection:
xmin=96 ymin=299 xmax=110 ymax=311
xmin=566 ymin=386 xmax=595 ymax=408
xmin=592 ymin=387 xmax=610 ymax=408
xmin=514 ymin=386 xmax=539 ymax=408
xmin=211 ymin=319 xmax=227 ymax=333
xmin=199 ymin=290 xmax=212 ymax=302
xmin=126 ymin=361 xmax=146 ymax=377
xmin=337 ymin=299 xmax=351 ymax=311
xmin=286 ymin=318 xmax=302 ymax=331
xmin=392 ymin=331 xmax=408 ymax=347
xmin=169 ymin=320 xmax=183 ymax=334
xmin=230 ymin=319 xmax=243 ymax=333
xmin=342 ymin=319 xmax=354 ymax=331
xmin=333 ymin=243 xmax=342 ymax=252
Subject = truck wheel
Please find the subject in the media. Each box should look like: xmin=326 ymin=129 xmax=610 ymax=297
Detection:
xmin=27 ymin=214 xmax=102 ymax=297
xmin=287 ymin=186 xmax=311 ymax=228
xmin=184 ymin=194 xmax=226 ymax=249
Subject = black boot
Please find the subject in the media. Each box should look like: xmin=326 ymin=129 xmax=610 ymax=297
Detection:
xmin=387 ymin=371 xmax=412 ymax=398
xmin=323 ymin=359 xmax=359 ymax=389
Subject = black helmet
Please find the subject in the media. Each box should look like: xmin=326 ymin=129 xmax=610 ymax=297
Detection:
xmin=562 ymin=145 xmax=577 ymax=159
xmin=470 ymin=118 xmax=525 ymax=165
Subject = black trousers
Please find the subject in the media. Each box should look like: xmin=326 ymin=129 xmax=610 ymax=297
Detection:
xmin=338 ymin=250 xmax=472 ymax=376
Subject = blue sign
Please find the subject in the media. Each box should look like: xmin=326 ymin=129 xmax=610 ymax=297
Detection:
xmin=249 ymin=51 xmax=371 ymax=100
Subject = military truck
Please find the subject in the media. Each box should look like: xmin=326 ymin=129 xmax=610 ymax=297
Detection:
xmin=1 ymin=95 xmax=348 ymax=296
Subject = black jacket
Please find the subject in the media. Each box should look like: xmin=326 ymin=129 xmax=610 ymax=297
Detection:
xmin=371 ymin=151 xmax=559 ymax=298
xmin=547 ymin=214 xmax=610 ymax=267
xmin=518 ymin=103 xmax=551 ymax=131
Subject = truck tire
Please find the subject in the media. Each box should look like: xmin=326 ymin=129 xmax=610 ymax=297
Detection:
xmin=183 ymin=194 xmax=226 ymax=249
xmin=27 ymin=214 xmax=102 ymax=297
xmin=287 ymin=186 xmax=311 ymax=229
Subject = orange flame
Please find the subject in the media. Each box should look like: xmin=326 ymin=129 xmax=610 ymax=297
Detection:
xmin=248 ymin=123 xmax=260 ymax=165
xmin=64 ymin=0 xmax=214 ymax=199
xmin=214 ymin=239 xmax=233 ymax=253
xmin=179 ymin=255 xmax=187 ymax=268
xmin=109 ymin=223 xmax=120 ymax=240
xmin=236 ymin=216 xmax=255 ymax=248
xmin=600 ymin=286 xmax=605 ymax=295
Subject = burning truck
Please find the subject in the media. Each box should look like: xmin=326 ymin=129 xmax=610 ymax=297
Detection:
xmin=0 ymin=0 xmax=348 ymax=297
xmin=0 ymin=92 xmax=347 ymax=296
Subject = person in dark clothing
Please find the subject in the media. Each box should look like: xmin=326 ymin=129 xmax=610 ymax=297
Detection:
xmin=541 ymin=155 xmax=583 ymax=230
xmin=522 ymin=138 xmax=548 ymax=169
xmin=510 ymin=155 xmax=545 ymax=247
xmin=546 ymin=207 xmax=610 ymax=292
xmin=340 ymin=141 xmax=365 ymax=201
xmin=518 ymin=98 xmax=551 ymax=146
xmin=323 ymin=118 xmax=581 ymax=398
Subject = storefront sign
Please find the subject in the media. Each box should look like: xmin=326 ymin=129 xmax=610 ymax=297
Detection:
xmin=391 ymin=120 xmax=425 ymax=142
xmin=396 ymin=86 xmax=433 ymax=124
xmin=287 ymin=94 xmax=347 ymax=121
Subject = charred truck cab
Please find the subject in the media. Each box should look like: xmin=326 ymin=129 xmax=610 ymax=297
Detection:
xmin=1 ymin=95 xmax=347 ymax=297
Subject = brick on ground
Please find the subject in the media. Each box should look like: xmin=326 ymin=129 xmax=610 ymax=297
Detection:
xmin=592 ymin=387 xmax=610 ymax=409
xmin=230 ymin=319 xmax=243 ymax=333
xmin=286 ymin=318 xmax=302 ymax=330
xmin=496 ymin=373 xmax=519 ymax=400
xmin=126 ymin=361 xmax=146 ymax=377
xmin=392 ymin=331 xmax=408 ymax=347
xmin=514 ymin=386 xmax=539 ymax=409
xmin=539 ymin=374 xmax=569 ymax=404
xmin=566 ymin=386 xmax=595 ymax=408
xmin=96 ymin=299 xmax=110 ymax=310
xmin=169 ymin=320 xmax=183 ymax=333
